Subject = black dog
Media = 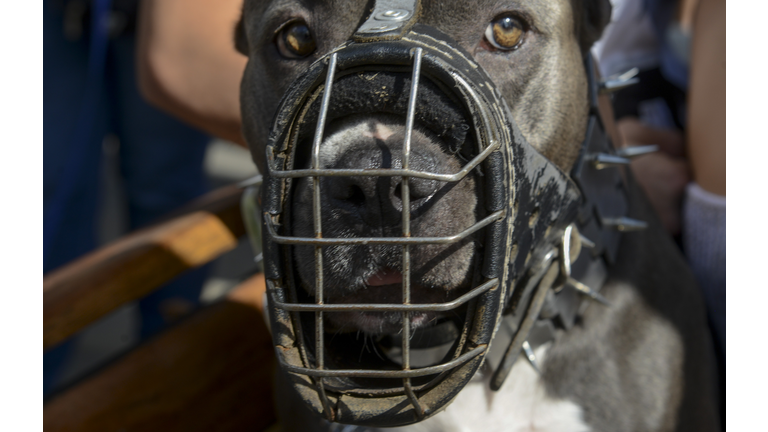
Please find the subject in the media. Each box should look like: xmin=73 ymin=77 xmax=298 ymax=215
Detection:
xmin=236 ymin=1 xmax=720 ymax=430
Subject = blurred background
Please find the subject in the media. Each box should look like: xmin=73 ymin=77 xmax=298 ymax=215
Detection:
xmin=44 ymin=0 xmax=257 ymax=396
xmin=48 ymin=137 xmax=259 ymax=393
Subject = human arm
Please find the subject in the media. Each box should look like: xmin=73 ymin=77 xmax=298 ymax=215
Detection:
xmin=686 ymin=0 xmax=725 ymax=196
xmin=136 ymin=0 xmax=247 ymax=146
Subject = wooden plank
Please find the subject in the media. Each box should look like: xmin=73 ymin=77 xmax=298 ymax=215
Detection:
xmin=44 ymin=185 xmax=247 ymax=350
xmin=44 ymin=273 xmax=276 ymax=432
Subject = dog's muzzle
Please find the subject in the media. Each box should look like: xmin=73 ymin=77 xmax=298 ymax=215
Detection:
xmin=241 ymin=2 xmax=595 ymax=427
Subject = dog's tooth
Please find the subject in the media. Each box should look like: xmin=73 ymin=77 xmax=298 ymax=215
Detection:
xmin=522 ymin=341 xmax=541 ymax=374
xmin=601 ymin=216 xmax=648 ymax=232
xmin=568 ymin=277 xmax=611 ymax=306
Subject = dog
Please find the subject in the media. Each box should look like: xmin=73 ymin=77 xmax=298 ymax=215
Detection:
xmin=235 ymin=1 xmax=720 ymax=430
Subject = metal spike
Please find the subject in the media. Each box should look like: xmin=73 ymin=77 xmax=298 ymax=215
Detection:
xmin=568 ymin=277 xmax=611 ymax=306
xmin=238 ymin=174 xmax=264 ymax=188
xmin=579 ymin=234 xmax=596 ymax=249
xmin=521 ymin=341 xmax=541 ymax=374
xmin=601 ymin=216 xmax=648 ymax=232
xmin=615 ymin=145 xmax=659 ymax=159
xmin=617 ymin=67 xmax=640 ymax=81
xmin=599 ymin=67 xmax=640 ymax=94
xmin=591 ymin=153 xmax=631 ymax=170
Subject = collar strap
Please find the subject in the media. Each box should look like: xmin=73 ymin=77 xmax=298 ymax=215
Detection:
xmin=485 ymin=56 xmax=648 ymax=389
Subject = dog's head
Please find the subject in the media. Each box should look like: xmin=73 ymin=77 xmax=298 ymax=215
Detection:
xmin=239 ymin=0 xmax=609 ymax=326
xmin=237 ymin=0 xmax=611 ymax=425
xmin=238 ymin=0 xmax=610 ymax=169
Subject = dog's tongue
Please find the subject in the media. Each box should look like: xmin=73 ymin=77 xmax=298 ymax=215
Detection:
xmin=366 ymin=269 xmax=403 ymax=286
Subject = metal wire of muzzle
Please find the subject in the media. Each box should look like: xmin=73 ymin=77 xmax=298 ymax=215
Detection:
xmin=244 ymin=13 xmax=590 ymax=425
xmin=256 ymin=42 xmax=510 ymax=425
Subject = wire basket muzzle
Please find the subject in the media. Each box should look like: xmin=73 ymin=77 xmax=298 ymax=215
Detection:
xmin=260 ymin=27 xmax=524 ymax=427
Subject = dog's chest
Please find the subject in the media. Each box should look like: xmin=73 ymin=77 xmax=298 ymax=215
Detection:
xmin=375 ymin=346 xmax=590 ymax=432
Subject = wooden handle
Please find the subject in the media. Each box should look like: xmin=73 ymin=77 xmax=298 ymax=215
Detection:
xmin=44 ymin=273 xmax=276 ymax=432
xmin=44 ymin=185 xmax=247 ymax=350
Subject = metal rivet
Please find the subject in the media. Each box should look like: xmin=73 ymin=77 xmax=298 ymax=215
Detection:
xmin=374 ymin=9 xmax=411 ymax=21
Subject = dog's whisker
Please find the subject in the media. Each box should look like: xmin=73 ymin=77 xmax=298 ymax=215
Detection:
xmin=370 ymin=336 xmax=385 ymax=361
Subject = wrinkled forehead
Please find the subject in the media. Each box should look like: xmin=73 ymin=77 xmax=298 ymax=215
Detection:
xmin=244 ymin=0 xmax=578 ymax=45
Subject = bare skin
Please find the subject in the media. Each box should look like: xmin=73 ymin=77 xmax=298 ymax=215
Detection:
xmin=614 ymin=0 xmax=725 ymax=236
xmin=687 ymin=0 xmax=726 ymax=196
xmin=136 ymin=0 xmax=248 ymax=146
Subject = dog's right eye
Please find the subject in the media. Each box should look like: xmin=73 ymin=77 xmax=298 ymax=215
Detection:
xmin=484 ymin=14 xmax=525 ymax=51
xmin=276 ymin=21 xmax=316 ymax=59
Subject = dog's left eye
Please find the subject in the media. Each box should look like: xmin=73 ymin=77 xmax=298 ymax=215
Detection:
xmin=276 ymin=21 xmax=316 ymax=59
xmin=484 ymin=15 xmax=525 ymax=51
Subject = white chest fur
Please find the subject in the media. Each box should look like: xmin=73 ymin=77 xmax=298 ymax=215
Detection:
xmin=374 ymin=345 xmax=591 ymax=432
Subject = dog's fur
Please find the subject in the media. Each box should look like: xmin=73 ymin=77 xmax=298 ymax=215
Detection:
xmin=235 ymin=1 xmax=720 ymax=430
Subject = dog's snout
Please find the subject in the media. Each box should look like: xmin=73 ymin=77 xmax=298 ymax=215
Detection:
xmin=393 ymin=177 xmax=439 ymax=201
xmin=326 ymin=141 xmax=441 ymax=227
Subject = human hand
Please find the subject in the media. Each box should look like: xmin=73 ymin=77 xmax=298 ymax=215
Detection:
xmin=617 ymin=118 xmax=690 ymax=235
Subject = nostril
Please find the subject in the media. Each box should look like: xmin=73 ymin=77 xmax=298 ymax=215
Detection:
xmin=347 ymin=185 xmax=366 ymax=206
xmin=394 ymin=183 xmax=402 ymax=201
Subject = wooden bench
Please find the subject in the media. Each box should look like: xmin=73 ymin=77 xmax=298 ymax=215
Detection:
xmin=43 ymin=184 xmax=277 ymax=432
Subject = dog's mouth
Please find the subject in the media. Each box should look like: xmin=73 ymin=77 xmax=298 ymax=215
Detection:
xmin=321 ymin=268 xmax=470 ymax=335
xmin=366 ymin=267 xmax=403 ymax=286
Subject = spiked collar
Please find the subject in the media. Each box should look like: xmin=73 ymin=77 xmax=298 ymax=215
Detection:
xmin=482 ymin=58 xmax=651 ymax=385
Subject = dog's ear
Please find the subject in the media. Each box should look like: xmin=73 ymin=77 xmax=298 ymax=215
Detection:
xmin=577 ymin=0 xmax=612 ymax=52
xmin=234 ymin=11 xmax=249 ymax=55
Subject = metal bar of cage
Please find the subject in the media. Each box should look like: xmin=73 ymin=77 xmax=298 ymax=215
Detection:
xmin=265 ymin=209 xmax=505 ymax=246
xmin=271 ymin=278 xmax=498 ymax=312
xmin=271 ymin=45 xmax=505 ymax=418
xmin=401 ymin=48 xmax=424 ymax=417
xmin=283 ymin=345 xmax=487 ymax=379
xmin=310 ymin=52 xmax=338 ymax=418
xmin=268 ymin=141 xmax=499 ymax=181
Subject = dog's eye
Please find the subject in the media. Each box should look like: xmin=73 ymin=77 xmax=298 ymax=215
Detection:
xmin=276 ymin=21 xmax=316 ymax=58
xmin=484 ymin=15 xmax=525 ymax=51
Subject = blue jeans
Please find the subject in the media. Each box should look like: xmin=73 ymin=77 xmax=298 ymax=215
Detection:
xmin=44 ymin=3 xmax=210 ymax=395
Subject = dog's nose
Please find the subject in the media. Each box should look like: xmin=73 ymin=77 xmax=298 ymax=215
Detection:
xmin=325 ymin=145 xmax=441 ymax=228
